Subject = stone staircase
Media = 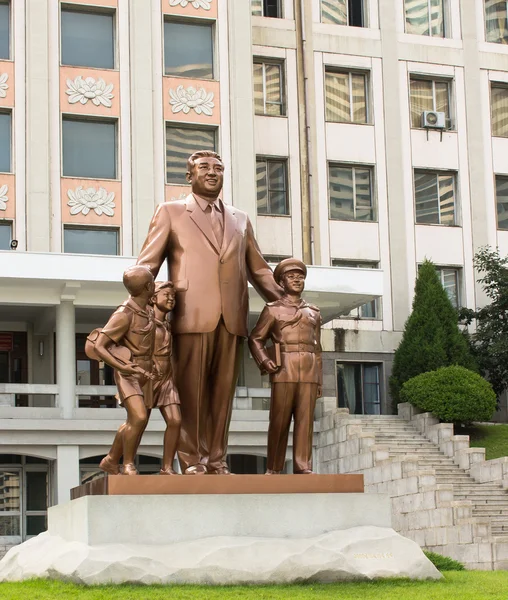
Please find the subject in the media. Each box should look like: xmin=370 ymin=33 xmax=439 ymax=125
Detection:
xmin=359 ymin=416 xmax=508 ymax=538
xmin=317 ymin=406 xmax=508 ymax=569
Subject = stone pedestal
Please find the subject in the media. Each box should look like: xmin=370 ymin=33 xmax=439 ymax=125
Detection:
xmin=0 ymin=475 xmax=442 ymax=584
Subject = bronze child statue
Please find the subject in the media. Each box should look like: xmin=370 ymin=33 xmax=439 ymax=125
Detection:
xmin=248 ymin=258 xmax=322 ymax=475
xmin=86 ymin=265 xmax=156 ymax=476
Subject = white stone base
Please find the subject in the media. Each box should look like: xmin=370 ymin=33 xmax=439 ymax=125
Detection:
xmin=0 ymin=493 xmax=441 ymax=584
xmin=0 ymin=527 xmax=441 ymax=584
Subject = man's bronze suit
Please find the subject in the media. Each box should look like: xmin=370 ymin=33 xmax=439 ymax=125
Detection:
xmin=137 ymin=193 xmax=282 ymax=472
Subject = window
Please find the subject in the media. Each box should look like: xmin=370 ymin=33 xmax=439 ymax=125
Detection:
xmin=0 ymin=222 xmax=11 ymax=250
xmin=337 ymin=363 xmax=381 ymax=415
xmin=485 ymin=0 xmax=508 ymax=44
xmin=491 ymin=85 xmax=508 ymax=137
xmin=0 ymin=112 xmax=11 ymax=173
xmin=332 ymin=260 xmax=380 ymax=318
xmin=64 ymin=227 xmax=119 ymax=255
xmin=405 ymin=0 xmax=445 ymax=37
xmin=329 ymin=164 xmax=374 ymax=221
xmin=325 ymin=70 xmax=368 ymax=123
xmin=253 ymin=60 xmax=285 ymax=117
xmin=414 ymin=171 xmax=456 ymax=225
xmin=436 ymin=266 xmax=460 ymax=308
xmin=0 ymin=1 xmax=9 ymax=60
xmin=264 ymin=254 xmax=290 ymax=263
xmin=62 ymin=118 xmax=117 ymax=179
xmin=164 ymin=21 xmax=213 ymax=79
xmin=496 ymin=176 xmax=508 ymax=229
xmin=251 ymin=0 xmax=282 ymax=18
xmin=166 ymin=125 xmax=216 ymax=185
xmin=256 ymin=158 xmax=289 ymax=215
xmin=409 ymin=78 xmax=451 ymax=128
xmin=321 ymin=0 xmax=365 ymax=27
xmin=61 ymin=8 xmax=114 ymax=69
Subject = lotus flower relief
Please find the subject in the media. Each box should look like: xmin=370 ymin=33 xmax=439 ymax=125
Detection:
xmin=67 ymin=186 xmax=116 ymax=217
xmin=0 ymin=184 xmax=8 ymax=211
xmin=65 ymin=76 xmax=114 ymax=108
xmin=169 ymin=86 xmax=215 ymax=116
xmin=0 ymin=73 xmax=8 ymax=99
xmin=169 ymin=0 xmax=212 ymax=9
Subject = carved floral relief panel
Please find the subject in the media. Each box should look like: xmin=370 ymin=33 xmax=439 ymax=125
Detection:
xmin=61 ymin=179 xmax=122 ymax=226
xmin=163 ymin=77 xmax=220 ymax=124
xmin=0 ymin=61 xmax=14 ymax=108
xmin=162 ymin=0 xmax=217 ymax=18
xmin=60 ymin=67 xmax=120 ymax=117
xmin=0 ymin=174 xmax=16 ymax=219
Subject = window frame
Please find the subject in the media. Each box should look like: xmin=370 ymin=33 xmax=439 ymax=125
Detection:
xmin=61 ymin=115 xmax=119 ymax=181
xmin=404 ymin=0 xmax=447 ymax=38
xmin=251 ymin=0 xmax=283 ymax=18
xmin=324 ymin=68 xmax=370 ymax=124
xmin=163 ymin=17 xmax=216 ymax=81
xmin=0 ymin=221 xmax=12 ymax=250
xmin=409 ymin=76 xmax=453 ymax=129
xmin=0 ymin=1 xmax=11 ymax=61
xmin=328 ymin=163 xmax=376 ymax=222
xmin=336 ymin=361 xmax=382 ymax=415
xmin=495 ymin=174 xmax=508 ymax=229
xmin=413 ymin=169 xmax=457 ymax=226
xmin=0 ymin=110 xmax=12 ymax=174
xmin=253 ymin=58 xmax=286 ymax=117
xmin=165 ymin=123 xmax=218 ymax=185
xmin=491 ymin=83 xmax=508 ymax=138
xmin=320 ymin=0 xmax=366 ymax=27
xmin=255 ymin=156 xmax=290 ymax=216
xmin=60 ymin=3 xmax=117 ymax=70
xmin=484 ymin=0 xmax=508 ymax=44
xmin=63 ymin=225 xmax=120 ymax=256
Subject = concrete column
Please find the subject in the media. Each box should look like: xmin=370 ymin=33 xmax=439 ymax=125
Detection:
xmin=56 ymin=301 xmax=76 ymax=419
xmin=56 ymin=446 xmax=80 ymax=504
xmin=25 ymin=0 xmax=51 ymax=251
xmin=227 ymin=0 xmax=257 ymax=220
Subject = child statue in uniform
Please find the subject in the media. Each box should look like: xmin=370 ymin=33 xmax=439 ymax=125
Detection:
xmin=248 ymin=258 xmax=322 ymax=475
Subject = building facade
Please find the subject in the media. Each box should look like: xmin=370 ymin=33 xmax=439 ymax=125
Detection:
xmin=0 ymin=0 xmax=507 ymax=548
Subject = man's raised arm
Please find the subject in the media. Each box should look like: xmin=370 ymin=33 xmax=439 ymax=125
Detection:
xmin=137 ymin=203 xmax=172 ymax=279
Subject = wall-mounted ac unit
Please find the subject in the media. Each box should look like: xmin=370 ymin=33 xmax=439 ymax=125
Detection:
xmin=421 ymin=111 xmax=446 ymax=129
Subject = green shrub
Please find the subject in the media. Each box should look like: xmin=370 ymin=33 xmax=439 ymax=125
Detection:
xmin=400 ymin=366 xmax=496 ymax=424
xmin=390 ymin=260 xmax=476 ymax=405
xmin=424 ymin=550 xmax=465 ymax=571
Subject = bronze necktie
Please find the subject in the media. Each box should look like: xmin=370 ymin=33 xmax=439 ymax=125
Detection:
xmin=209 ymin=203 xmax=224 ymax=248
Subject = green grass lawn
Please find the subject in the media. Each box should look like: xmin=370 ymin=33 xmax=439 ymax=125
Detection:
xmin=0 ymin=573 xmax=507 ymax=600
xmin=464 ymin=424 xmax=508 ymax=460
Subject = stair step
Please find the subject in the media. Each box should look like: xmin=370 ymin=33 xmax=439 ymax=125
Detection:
xmin=473 ymin=508 xmax=508 ymax=515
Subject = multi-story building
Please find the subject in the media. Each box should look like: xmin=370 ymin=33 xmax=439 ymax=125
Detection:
xmin=0 ymin=0 xmax=507 ymax=550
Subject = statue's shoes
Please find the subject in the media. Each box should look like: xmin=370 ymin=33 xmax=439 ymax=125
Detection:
xmin=265 ymin=469 xmax=281 ymax=475
xmin=294 ymin=469 xmax=314 ymax=475
xmin=159 ymin=468 xmax=178 ymax=475
xmin=99 ymin=455 xmax=120 ymax=475
xmin=122 ymin=463 xmax=139 ymax=476
xmin=207 ymin=467 xmax=232 ymax=475
xmin=184 ymin=464 xmax=207 ymax=475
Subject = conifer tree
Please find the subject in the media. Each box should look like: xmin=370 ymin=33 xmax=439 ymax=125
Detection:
xmin=389 ymin=260 xmax=477 ymax=404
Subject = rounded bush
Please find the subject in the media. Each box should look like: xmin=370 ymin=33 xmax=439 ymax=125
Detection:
xmin=400 ymin=366 xmax=496 ymax=424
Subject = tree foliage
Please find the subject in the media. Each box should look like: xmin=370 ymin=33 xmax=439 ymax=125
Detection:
xmin=390 ymin=260 xmax=477 ymax=404
xmin=460 ymin=246 xmax=508 ymax=398
xmin=400 ymin=366 xmax=496 ymax=425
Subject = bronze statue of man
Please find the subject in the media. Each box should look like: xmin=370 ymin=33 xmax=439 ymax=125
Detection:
xmin=137 ymin=151 xmax=283 ymax=475
xmin=248 ymin=259 xmax=322 ymax=475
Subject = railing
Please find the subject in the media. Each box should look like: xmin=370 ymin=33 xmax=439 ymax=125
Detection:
xmin=0 ymin=384 xmax=272 ymax=410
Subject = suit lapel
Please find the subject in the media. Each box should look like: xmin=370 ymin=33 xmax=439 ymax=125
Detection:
xmin=220 ymin=204 xmax=237 ymax=257
xmin=186 ymin=194 xmax=221 ymax=254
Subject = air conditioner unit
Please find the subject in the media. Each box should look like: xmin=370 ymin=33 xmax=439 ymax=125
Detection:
xmin=421 ymin=111 xmax=446 ymax=129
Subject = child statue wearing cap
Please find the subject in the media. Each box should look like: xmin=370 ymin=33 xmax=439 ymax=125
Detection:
xmin=248 ymin=258 xmax=322 ymax=474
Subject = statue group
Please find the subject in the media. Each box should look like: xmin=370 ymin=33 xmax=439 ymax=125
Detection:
xmin=87 ymin=151 xmax=322 ymax=476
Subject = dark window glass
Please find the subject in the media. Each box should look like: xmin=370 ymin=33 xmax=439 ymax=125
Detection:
xmin=62 ymin=119 xmax=116 ymax=179
xmin=0 ymin=455 xmax=20 ymax=464
xmin=256 ymin=158 xmax=288 ymax=215
xmin=61 ymin=9 xmax=114 ymax=69
xmin=496 ymin=176 xmax=508 ymax=229
xmin=491 ymin=85 xmax=508 ymax=137
xmin=0 ymin=112 xmax=11 ymax=173
xmin=26 ymin=472 xmax=47 ymax=511
xmin=0 ymin=470 xmax=20 ymax=511
xmin=0 ymin=222 xmax=11 ymax=250
xmin=64 ymin=227 xmax=118 ymax=256
xmin=164 ymin=21 xmax=213 ymax=79
xmin=485 ymin=0 xmax=508 ymax=44
xmin=329 ymin=165 xmax=374 ymax=221
xmin=252 ymin=0 xmax=282 ymax=18
xmin=166 ymin=126 xmax=216 ymax=185
xmin=337 ymin=363 xmax=381 ymax=415
xmin=321 ymin=0 xmax=364 ymax=26
xmin=26 ymin=515 xmax=47 ymax=536
xmin=0 ymin=515 xmax=20 ymax=536
xmin=0 ymin=2 xmax=9 ymax=60
xmin=414 ymin=171 xmax=455 ymax=225
xmin=325 ymin=71 xmax=367 ymax=123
